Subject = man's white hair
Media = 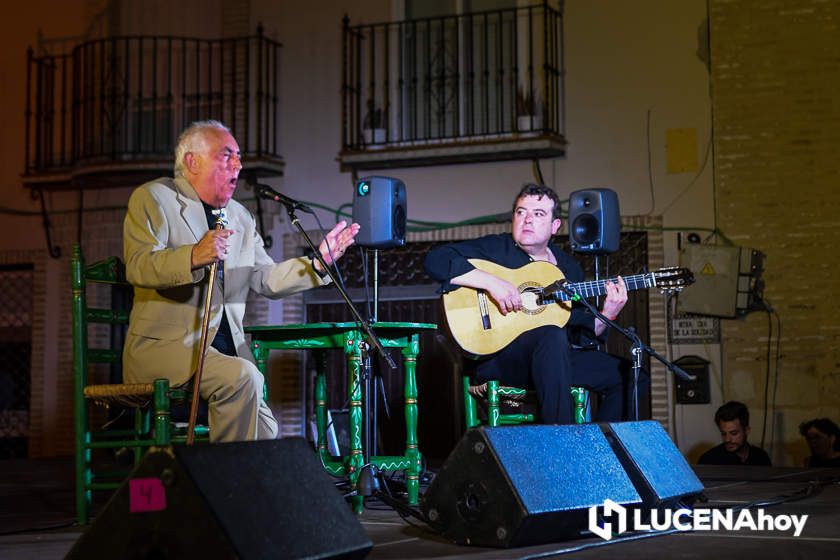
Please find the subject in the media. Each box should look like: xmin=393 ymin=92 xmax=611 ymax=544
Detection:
xmin=173 ymin=120 xmax=231 ymax=176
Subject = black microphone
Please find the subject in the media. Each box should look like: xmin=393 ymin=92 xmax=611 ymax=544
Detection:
xmin=254 ymin=183 xmax=313 ymax=213
xmin=543 ymin=280 xmax=579 ymax=303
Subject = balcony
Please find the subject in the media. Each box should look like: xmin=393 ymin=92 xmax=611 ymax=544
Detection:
xmin=340 ymin=2 xmax=566 ymax=171
xmin=24 ymin=27 xmax=283 ymax=191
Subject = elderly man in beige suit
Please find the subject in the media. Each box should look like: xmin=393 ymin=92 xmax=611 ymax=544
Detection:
xmin=123 ymin=120 xmax=360 ymax=442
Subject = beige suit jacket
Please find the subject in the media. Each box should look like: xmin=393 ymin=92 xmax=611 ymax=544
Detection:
xmin=122 ymin=176 xmax=327 ymax=386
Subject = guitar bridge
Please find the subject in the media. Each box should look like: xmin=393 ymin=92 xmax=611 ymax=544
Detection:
xmin=477 ymin=291 xmax=492 ymax=330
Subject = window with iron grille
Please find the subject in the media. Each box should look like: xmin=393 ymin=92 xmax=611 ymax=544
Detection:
xmin=340 ymin=1 xmax=565 ymax=168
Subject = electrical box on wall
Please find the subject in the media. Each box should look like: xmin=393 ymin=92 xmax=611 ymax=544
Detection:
xmin=677 ymin=244 xmax=766 ymax=318
xmin=674 ymin=355 xmax=711 ymax=405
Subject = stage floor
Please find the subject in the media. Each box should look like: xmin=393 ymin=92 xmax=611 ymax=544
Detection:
xmin=2 ymin=456 xmax=838 ymax=559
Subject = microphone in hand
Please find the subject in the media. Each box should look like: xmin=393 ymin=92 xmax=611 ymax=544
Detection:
xmin=254 ymin=184 xmax=313 ymax=213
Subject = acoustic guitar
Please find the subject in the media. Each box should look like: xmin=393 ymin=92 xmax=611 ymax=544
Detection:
xmin=442 ymin=259 xmax=693 ymax=356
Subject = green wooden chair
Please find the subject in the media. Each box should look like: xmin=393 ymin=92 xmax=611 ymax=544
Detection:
xmin=463 ymin=377 xmax=590 ymax=428
xmin=435 ymin=332 xmax=589 ymax=429
xmin=72 ymin=244 xmax=208 ymax=524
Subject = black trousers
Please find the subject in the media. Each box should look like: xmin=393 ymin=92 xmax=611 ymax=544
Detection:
xmin=475 ymin=325 xmax=649 ymax=424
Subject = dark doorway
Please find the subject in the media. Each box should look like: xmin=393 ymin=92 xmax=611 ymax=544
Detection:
xmin=0 ymin=264 xmax=34 ymax=459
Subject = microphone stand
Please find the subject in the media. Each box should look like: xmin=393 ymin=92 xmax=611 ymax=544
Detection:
xmin=550 ymin=282 xmax=695 ymax=421
xmin=262 ymin=190 xmax=397 ymax=499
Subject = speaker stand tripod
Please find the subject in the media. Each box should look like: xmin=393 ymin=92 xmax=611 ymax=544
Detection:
xmin=257 ymin=189 xmax=399 ymax=506
xmin=372 ymin=249 xmax=380 ymax=323
xmin=356 ymin=248 xmax=396 ymax=500
xmin=356 ymin=341 xmax=381 ymax=495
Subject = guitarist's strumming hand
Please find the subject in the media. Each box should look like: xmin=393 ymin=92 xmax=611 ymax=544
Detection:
xmin=450 ymin=268 xmax=523 ymax=315
xmin=595 ymin=276 xmax=628 ymax=336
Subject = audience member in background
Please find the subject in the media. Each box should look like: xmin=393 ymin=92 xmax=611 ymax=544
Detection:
xmin=698 ymin=401 xmax=771 ymax=466
xmin=799 ymin=418 xmax=840 ymax=467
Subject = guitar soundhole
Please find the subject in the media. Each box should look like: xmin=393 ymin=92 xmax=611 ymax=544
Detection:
xmin=519 ymin=284 xmax=545 ymax=316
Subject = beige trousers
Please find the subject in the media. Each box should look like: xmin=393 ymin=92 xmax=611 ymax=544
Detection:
xmin=197 ymin=349 xmax=279 ymax=442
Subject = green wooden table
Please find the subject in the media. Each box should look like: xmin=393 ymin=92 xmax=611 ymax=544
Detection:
xmin=245 ymin=321 xmax=436 ymax=513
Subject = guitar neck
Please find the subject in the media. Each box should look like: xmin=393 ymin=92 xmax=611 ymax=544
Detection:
xmin=558 ymin=273 xmax=655 ymax=301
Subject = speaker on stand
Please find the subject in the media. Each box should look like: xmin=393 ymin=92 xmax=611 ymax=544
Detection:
xmin=352 ymin=176 xmax=407 ymax=321
xmin=567 ymin=188 xmax=621 ymax=256
xmin=567 ymin=187 xmax=622 ymax=366
xmin=353 ymin=176 xmax=407 ymax=249
xmin=568 ymin=188 xmax=621 ymax=289
xmin=350 ymin=176 xmax=407 ymax=497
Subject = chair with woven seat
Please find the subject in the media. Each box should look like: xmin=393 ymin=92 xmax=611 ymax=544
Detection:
xmin=72 ymin=244 xmax=208 ymax=524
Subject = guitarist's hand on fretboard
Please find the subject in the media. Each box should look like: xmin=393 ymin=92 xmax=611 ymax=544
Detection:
xmin=595 ymin=276 xmax=628 ymax=336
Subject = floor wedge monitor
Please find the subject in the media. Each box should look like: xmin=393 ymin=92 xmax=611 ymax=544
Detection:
xmin=602 ymin=421 xmax=704 ymax=508
xmin=422 ymin=424 xmax=642 ymax=547
xmin=67 ymin=438 xmax=372 ymax=560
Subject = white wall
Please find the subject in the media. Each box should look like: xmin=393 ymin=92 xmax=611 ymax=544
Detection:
xmin=255 ymin=1 xmax=712 ymax=231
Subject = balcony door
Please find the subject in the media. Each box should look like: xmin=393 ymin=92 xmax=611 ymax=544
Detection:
xmin=400 ymin=0 xmax=552 ymax=141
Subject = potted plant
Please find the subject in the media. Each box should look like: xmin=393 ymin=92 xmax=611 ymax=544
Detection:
xmin=515 ymin=86 xmax=543 ymax=132
xmin=362 ymin=99 xmax=386 ymax=145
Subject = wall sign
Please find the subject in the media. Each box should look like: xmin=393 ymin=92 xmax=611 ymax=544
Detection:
xmin=670 ymin=314 xmax=720 ymax=344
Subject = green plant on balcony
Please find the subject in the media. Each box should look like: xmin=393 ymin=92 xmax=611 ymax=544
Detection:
xmin=362 ymin=99 xmax=386 ymax=145
xmin=515 ymin=86 xmax=543 ymax=132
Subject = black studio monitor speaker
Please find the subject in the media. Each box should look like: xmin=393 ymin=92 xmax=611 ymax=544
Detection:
xmin=568 ymin=188 xmax=621 ymax=254
xmin=352 ymin=176 xmax=407 ymax=249
xmin=422 ymin=422 xmax=702 ymax=548
xmin=67 ymin=439 xmax=372 ymax=560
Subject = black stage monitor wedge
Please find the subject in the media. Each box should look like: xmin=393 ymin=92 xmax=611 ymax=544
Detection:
xmin=602 ymin=421 xmax=704 ymax=508
xmin=352 ymin=176 xmax=407 ymax=248
xmin=568 ymin=188 xmax=621 ymax=254
xmin=422 ymin=425 xmax=642 ymax=548
xmin=67 ymin=439 xmax=372 ymax=560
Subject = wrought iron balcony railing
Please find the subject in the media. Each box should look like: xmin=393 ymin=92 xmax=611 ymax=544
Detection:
xmin=341 ymin=1 xmax=565 ymax=169
xmin=24 ymin=27 xmax=283 ymax=186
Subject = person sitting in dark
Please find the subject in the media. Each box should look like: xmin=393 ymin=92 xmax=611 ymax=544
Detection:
xmin=697 ymin=401 xmax=771 ymax=466
xmin=799 ymin=417 xmax=840 ymax=467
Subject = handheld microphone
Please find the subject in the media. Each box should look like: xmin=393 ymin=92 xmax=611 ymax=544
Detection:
xmin=210 ymin=207 xmax=228 ymax=229
xmin=254 ymin=184 xmax=313 ymax=213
